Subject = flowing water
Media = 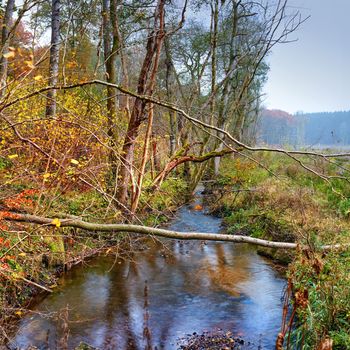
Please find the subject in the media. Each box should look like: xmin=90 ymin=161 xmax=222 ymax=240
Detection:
xmin=10 ymin=189 xmax=286 ymax=349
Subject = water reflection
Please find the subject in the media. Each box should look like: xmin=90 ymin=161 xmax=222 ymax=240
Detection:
xmin=11 ymin=191 xmax=285 ymax=349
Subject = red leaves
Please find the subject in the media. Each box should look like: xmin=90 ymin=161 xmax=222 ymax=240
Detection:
xmin=0 ymin=237 xmax=10 ymax=249
xmin=0 ymin=211 xmax=20 ymax=220
xmin=2 ymin=189 xmax=37 ymax=211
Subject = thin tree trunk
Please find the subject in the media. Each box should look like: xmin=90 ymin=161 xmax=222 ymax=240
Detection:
xmin=164 ymin=39 xmax=177 ymax=157
xmin=131 ymin=105 xmax=154 ymax=214
xmin=102 ymin=0 xmax=120 ymax=191
xmin=214 ymin=0 xmax=239 ymax=176
xmin=117 ymin=0 xmax=165 ymax=207
xmin=151 ymin=129 xmax=161 ymax=172
xmin=46 ymin=0 xmax=61 ymax=117
xmin=210 ymin=0 xmax=219 ymax=176
xmin=0 ymin=0 xmax=15 ymax=98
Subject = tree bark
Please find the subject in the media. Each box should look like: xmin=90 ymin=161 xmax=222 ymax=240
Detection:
xmin=0 ymin=0 xmax=15 ymax=98
xmin=130 ymin=105 xmax=154 ymax=214
xmin=102 ymin=0 xmax=120 ymax=191
xmin=46 ymin=0 xmax=61 ymax=117
xmin=164 ymin=39 xmax=177 ymax=157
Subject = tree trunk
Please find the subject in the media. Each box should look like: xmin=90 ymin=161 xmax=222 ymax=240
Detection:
xmin=102 ymin=0 xmax=120 ymax=191
xmin=130 ymin=105 xmax=154 ymax=214
xmin=0 ymin=0 xmax=15 ymax=98
xmin=213 ymin=0 xmax=239 ymax=176
xmin=46 ymin=0 xmax=61 ymax=117
xmin=117 ymin=0 xmax=165 ymax=207
xmin=164 ymin=39 xmax=177 ymax=157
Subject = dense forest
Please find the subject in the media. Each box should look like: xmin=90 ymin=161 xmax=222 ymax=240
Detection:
xmin=0 ymin=0 xmax=349 ymax=349
xmin=259 ymin=109 xmax=350 ymax=147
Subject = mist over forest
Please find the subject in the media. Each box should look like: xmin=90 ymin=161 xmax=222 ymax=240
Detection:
xmin=258 ymin=109 xmax=350 ymax=148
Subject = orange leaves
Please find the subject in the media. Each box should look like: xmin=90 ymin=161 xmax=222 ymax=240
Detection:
xmin=0 ymin=211 xmax=20 ymax=221
xmin=2 ymin=189 xmax=37 ymax=211
xmin=66 ymin=60 xmax=78 ymax=69
xmin=193 ymin=204 xmax=203 ymax=211
xmin=0 ymin=237 xmax=10 ymax=248
xmin=317 ymin=337 xmax=333 ymax=350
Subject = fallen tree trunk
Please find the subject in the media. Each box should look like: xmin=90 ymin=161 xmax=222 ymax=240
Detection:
xmin=2 ymin=212 xmax=348 ymax=251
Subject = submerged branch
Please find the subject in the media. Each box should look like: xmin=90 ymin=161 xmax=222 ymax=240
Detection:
xmin=2 ymin=212 xmax=348 ymax=251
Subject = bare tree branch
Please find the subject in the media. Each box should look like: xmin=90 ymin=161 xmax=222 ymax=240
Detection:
xmin=2 ymin=80 xmax=350 ymax=160
xmin=2 ymin=211 xmax=348 ymax=251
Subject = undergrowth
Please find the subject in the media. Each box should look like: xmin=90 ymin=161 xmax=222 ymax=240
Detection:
xmin=0 ymin=171 xmax=188 ymax=343
xmin=208 ymin=153 xmax=350 ymax=349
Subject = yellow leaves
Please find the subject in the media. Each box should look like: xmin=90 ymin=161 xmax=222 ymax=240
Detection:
xmin=8 ymin=154 xmax=18 ymax=159
xmin=34 ymin=75 xmax=43 ymax=81
xmin=18 ymin=252 xmax=26 ymax=257
xmin=15 ymin=310 xmax=23 ymax=317
xmin=51 ymin=218 xmax=61 ymax=228
xmin=3 ymin=51 xmax=15 ymax=59
xmin=43 ymin=173 xmax=51 ymax=181
xmin=70 ymin=158 xmax=79 ymax=165
xmin=66 ymin=60 xmax=78 ymax=69
xmin=11 ymin=272 xmax=21 ymax=279
xmin=24 ymin=60 xmax=35 ymax=69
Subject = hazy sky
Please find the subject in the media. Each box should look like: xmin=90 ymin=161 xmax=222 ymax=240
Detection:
xmin=263 ymin=0 xmax=350 ymax=114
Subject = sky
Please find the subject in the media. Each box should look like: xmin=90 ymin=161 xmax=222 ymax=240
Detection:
xmin=263 ymin=0 xmax=350 ymax=114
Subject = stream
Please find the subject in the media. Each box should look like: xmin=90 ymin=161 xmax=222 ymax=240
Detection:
xmin=10 ymin=188 xmax=286 ymax=349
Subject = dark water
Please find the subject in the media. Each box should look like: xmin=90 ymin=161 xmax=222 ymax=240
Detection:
xmin=10 ymin=189 xmax=286 ymax=349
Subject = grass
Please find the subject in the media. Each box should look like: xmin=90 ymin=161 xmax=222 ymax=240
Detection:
xmin=208 ymin=153 xmax=350 ymax=349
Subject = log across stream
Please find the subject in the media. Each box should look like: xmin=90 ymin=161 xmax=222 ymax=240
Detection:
xmin=9 ymin=188 xmax=286 ymax=349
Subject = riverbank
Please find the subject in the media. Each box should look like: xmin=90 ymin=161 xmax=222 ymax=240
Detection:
xmin=0 ymin=177 xmax=189 ymax=345
xmin=206 ymin=153 xmax=350 ymax=349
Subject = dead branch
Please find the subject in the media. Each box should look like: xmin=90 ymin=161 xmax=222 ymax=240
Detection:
xmin=0 ymin=267 xmax=53 ymax=293
xmin=2 ymin=211 xmax=348 ymax=251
